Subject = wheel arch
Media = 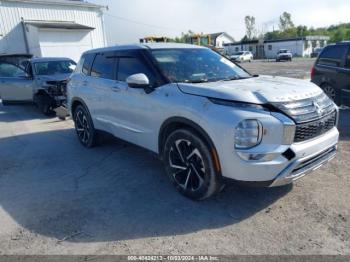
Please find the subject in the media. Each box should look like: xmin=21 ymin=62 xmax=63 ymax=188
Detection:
xmin=158 ymin=117 xmax=221 ymax=173
xmin=70 ymin=97 xmax=89 ymax=116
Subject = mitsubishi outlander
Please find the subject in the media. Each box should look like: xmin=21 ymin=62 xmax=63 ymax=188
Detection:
xmin=67 ymin=43 xmax=339 ymax=200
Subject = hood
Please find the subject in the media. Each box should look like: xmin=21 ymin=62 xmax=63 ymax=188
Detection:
xmin=36 ymin=74 xmax=71 ymax=83
xmin=177 ymin=75 xmax=323 ymax=104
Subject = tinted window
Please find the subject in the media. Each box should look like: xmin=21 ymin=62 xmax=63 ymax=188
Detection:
xmin=90 ymin=53 xmax=116 ymax=80
xmin=82 ymin=53 xmax=95 ymax=75
xmin=318 ymin=45 xmax=347 ymax=67
xmin=118 ymin=57 xmax=154 ymax=84
xmin=345 ymin=47 xmax=350 ymax=69
xmin=0 ymin=62 xmax=27 ymax=77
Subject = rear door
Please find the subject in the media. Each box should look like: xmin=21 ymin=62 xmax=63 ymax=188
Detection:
xmin=0 ymin=61 xmax=34 ymax=101
xmin=87 ymin=51 xmax=118 ymax=132
xmin=338 ymin=46 xmax=350 ymax=106
xmin=314 ymin=45 xmax=348 ymax=103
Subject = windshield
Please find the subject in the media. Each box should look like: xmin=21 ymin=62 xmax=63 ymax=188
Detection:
xmin=151 ymin=48 xmax=251 ymax=83
xmin=233 ymin=52 xmax=244 ymax=55
xmin=34 ymin=60 xmax=76 ymax=76
xmin=278 ymin=50 xmax=288 ymax=53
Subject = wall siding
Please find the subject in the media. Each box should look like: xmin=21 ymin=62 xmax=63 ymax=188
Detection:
xmin=0 ymin=0 xmax=105 ymax=54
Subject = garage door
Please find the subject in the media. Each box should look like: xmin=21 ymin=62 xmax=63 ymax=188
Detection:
xmin=38 ymin=29 xmax=92 ymax=62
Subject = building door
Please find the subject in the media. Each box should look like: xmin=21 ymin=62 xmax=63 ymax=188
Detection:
xmin=38 ymin=29 xmax=93 ymax=62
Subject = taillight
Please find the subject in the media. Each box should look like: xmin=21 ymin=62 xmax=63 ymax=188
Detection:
xmin=310 ymin=66 xmax=315 ymax=79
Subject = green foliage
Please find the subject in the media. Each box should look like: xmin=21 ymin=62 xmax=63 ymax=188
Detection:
xmin=262 ymin=11 xmax=350 ymax=43
xmin=245 ymin=16 xmax=256 ymax=40
xmin=279 ymin=12 xmax=294 ymax=31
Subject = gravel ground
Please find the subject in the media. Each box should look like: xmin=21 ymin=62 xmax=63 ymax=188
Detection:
xmin=240 ymin=58 xmax=315 ymax=79
xmin=0 ymin=60 xmax=349 ymax=255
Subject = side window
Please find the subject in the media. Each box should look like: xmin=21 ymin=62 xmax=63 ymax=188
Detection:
xmin=0 ymin=62 xmax=27 ymax=77
xmin=318 ymin=45 xmax=347 ymax=67
xmin=345 ymin=47 xmax=350 ymax=69
xmin=82 ymin=53 xmax=95 ymax=76
xmin=117 ymin=57 xmax=155 ymax=85
xmin=90 ymin=52 xmax=116 ymax=80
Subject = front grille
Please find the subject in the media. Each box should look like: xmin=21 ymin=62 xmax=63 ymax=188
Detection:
xmin=294 ymin=111 xmax=337 ymax=142
xmin=272 ymin=93 xmax=335 ymax=124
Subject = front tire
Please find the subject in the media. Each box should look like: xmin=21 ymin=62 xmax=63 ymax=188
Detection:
xmin=73 ymin=105 xmax=97 ymax=148
xmin=163 ymin=129 xmax=222 ymax=200
xmin=36 ymin=94 xmax=54 ymax=116
xmin=1 ymin=100 xmax=11 ymax=106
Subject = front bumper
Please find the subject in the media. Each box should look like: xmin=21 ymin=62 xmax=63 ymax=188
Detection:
xmin=218 ymin=126 xmax=339 ymax=186
xmin=269 ymin=144 xmax=337 ymax=187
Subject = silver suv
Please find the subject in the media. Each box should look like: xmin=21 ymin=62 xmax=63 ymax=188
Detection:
xmin=68 ymin=43 xmax=339 ymax=200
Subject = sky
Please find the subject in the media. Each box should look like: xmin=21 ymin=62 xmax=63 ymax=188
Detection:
xmin=89 ymin=0 xmax=350 ymax=45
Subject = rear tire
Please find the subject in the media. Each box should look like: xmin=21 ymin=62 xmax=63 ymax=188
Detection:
xmin=163 ymin=129 xmax=222 ymax=200
xmin=73 ymin=104 xmax=97 ymax=148
xmin=321 ymin=83 xmax=337 ymax=103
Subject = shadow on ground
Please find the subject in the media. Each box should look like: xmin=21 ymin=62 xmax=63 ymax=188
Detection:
xmin=0 ymin=127 xmax=292 ymax=243
xmin=0 ymin=103 xmax=52 ymax=122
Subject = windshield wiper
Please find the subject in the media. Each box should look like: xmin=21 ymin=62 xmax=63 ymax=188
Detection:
xmin=220 ymin=76 xmax=247 ymax=81
xmin=184 ymin=79 xmax=209 ymax=83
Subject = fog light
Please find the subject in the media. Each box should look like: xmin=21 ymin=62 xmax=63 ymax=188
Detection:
xmin=237 ymin=152 xmax=280 ymax=162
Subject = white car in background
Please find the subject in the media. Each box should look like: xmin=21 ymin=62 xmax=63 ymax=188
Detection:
xmin=230 ymin=51 xmax=253 ymax=62
xmin=276 ymin=49 xmax=293 ymax=62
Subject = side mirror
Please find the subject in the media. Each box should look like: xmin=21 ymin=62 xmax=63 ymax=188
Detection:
xmin=126 ymin=73 xmax=149 ymax=88
xmin=20 ymin=73 xmax=32 ymax=80
xmin=25 ymin=73 xmax=33 ymax=79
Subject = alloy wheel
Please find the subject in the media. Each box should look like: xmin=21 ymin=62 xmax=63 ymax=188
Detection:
xmin=168 ymin=139 xmax=206 ymax=191
xmin=75 ymin=109 xmax=90 ymax=145
xmin=323 ymin=85 xmax=336 ymax=101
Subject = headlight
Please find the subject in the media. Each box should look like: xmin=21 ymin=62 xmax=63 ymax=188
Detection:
xmin=235 ymin=119 xmax=263 ymax=149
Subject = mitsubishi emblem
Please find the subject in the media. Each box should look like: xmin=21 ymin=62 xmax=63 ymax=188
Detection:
xmin=313 ymin=101 xmax=324 ymax=116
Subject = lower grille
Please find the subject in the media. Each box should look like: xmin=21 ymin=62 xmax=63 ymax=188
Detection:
xmin=290 ymin=146 xmax=337 ymax=176
xmin=294 ymin=111 xmax=337 ymax=142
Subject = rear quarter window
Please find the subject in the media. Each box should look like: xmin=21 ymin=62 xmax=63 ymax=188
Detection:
xmin=82 ymin=53 xmax=95 ymax=75
xmin=318 ymin=45 xmax=348 ymax=67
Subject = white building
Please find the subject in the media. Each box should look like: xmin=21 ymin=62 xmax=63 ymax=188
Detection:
xmin=209 ymin=32 xmax=234 ymax=48
xmin=224 ymin=36 xmax=330 ymax=59
xmin=0 ymin=0 xmax=106 ymax=62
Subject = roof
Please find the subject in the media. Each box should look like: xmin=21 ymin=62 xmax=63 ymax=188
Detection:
xmin=84 ymin=43 xmax=205 ymax=54
xmin=209 ymin=32 xmax=235 ymax=42
xmin=2 ymin=0 xmax=104 ymax=8
xmin=0 ymin=53 xmax=33 ymax=58
xmin=31 ymin=57 xmax=74 ymax=62
xmin=224 ymin=36 xmax=330 ymax=46
xmin=25 ymin=20 xmax=94 ymax=30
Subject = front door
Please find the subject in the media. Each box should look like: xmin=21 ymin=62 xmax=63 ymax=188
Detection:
xmin=108 ymin=50 xmax=161 ymax=150
xmin=0 ymin=62 xmax=33 ymax=101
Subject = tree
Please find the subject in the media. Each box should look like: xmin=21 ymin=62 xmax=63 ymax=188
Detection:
xmin=245 ymin=16 xmax=256 ymax=40
xmin=279 ymin=12 xmax=294 ymax=31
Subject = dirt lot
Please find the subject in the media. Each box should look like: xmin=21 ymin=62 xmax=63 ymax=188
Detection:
xmin=0 ymin=60 xmax=349 ymax=255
